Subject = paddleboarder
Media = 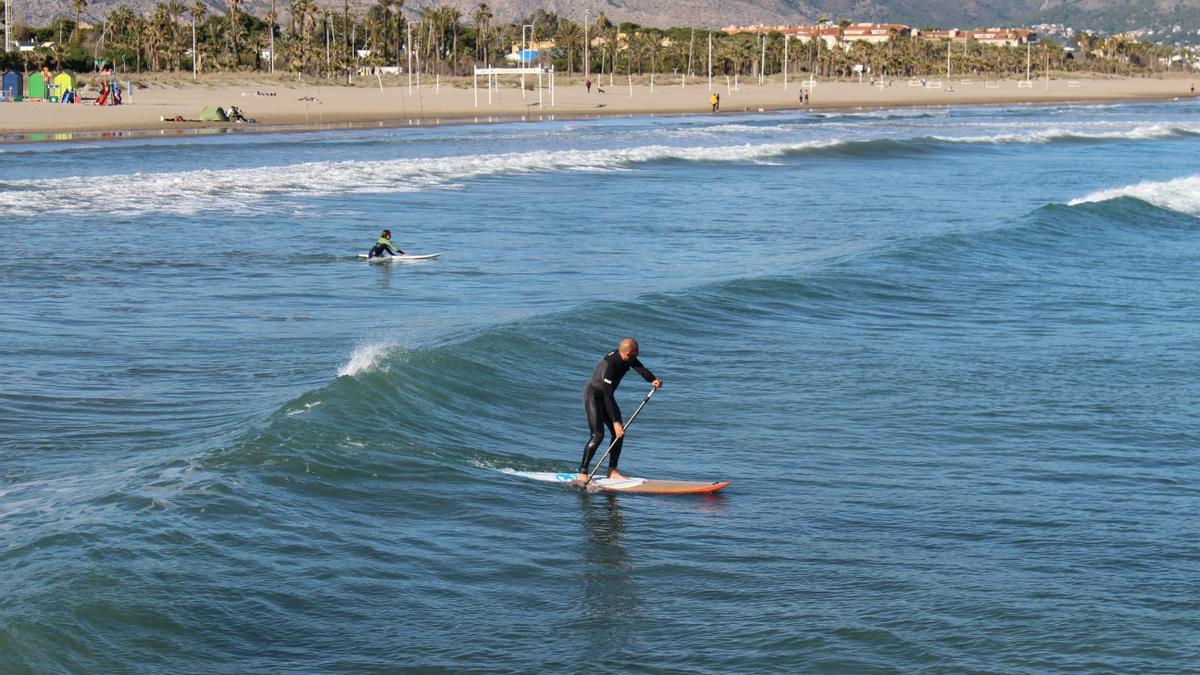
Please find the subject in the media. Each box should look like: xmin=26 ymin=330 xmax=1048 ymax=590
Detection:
xmin=578 ymin=338 xmax=663 ymax=482
xmin=368 ymin=229 xmax=405 ymax=258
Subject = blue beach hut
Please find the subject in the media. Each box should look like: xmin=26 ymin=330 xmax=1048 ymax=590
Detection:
xmin=1 ymin=70 xmax=21 ymax=100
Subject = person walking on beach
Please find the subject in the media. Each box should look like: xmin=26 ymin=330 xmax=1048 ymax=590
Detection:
xmin=586 ymin=79 xmax=592 ymax=93
xmin=711 ymin=93 xmax=720 ymax=112
xmin=578 ymin=338 xmax=663 ymax=482
xmin=368 ymin=229 xmax=405 ymax=258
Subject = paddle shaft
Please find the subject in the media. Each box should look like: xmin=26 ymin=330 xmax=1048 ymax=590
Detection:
xmin=584 ymin=387 xmax=656 ymax=485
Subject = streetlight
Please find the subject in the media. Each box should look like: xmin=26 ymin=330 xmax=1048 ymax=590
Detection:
xmin=521 ymin=23 xmax=533 ymax=91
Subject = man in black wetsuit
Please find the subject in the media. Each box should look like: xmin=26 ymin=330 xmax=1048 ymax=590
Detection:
xmin=578 ymin=338 xmax=663 ymax=482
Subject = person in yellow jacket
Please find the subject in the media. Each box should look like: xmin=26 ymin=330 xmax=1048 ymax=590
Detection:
xmin=710 ymin=93 xmax=720 ymax=112
xmin=368 ymin=229 xmax=406 ymax=258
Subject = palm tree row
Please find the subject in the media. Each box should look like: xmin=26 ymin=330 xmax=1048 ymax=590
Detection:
xmin=3 ymin=4 xmax=1188 ymax=79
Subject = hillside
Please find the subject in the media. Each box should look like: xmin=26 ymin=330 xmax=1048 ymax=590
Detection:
xmin=15 ymin=0 xmax=1200 ymax=36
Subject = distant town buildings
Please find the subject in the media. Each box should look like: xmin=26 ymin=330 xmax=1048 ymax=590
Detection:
xmin=721 ymin=22 xmax=1038 ymax=48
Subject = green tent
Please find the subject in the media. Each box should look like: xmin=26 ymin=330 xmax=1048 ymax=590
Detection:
xmin=27 ymin=72 xmax=46 ymax=100
xmin=200 ymin=106 xmax=228 ymax=121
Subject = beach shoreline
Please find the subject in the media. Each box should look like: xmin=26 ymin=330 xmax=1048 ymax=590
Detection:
xmin=2 ymin=72 xmax=1196 ymax=143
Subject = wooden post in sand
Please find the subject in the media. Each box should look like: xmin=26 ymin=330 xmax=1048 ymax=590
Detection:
xmin=708 ymin=34 xmax=713 ymax=91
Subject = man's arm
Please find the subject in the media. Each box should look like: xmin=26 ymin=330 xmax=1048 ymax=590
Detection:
xmin=630 ymin=357 xmax=661 ymax=388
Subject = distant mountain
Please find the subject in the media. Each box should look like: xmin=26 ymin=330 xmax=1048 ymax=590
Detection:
xmin=17 ymin=0 xmax=1200 ymax=36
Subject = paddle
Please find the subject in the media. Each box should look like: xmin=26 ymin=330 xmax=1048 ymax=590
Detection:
xmin=582 ymin=386 xmax=657 ymax=488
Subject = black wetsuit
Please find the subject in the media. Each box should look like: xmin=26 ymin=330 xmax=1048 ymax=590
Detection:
xmin=579 ymin=351 xmax=657 ymax=474
xmin=369 ymin=237 xmax=403 ymax=258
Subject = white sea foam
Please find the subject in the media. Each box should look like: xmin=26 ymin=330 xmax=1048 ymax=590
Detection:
xmin=1068 ymin=174 xmax=1200 ymax=215
xmin=931 ymin=122 xmax=1197 ymax=145
xmin=337 ymin=342 xmax=395 ymax=377
xmin=0 ymin=141 xmax=835 ymax=216
xmin=4 ymin=123 xmax=1188 ymax=217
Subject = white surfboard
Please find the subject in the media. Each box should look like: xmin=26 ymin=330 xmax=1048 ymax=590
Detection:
xmin=358 ymin=253 xmax=442 ymax=261
xmin=502 ymin=469 xmax=730 ymax=494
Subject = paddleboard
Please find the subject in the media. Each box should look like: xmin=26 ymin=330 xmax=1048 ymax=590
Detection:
xmin=358 ymin=253 xmax=442 ymax=261
xmin=503 ymin=470 xmax=730 ymax=495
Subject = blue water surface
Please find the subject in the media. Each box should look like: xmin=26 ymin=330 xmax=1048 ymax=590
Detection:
xmin=2 ymin=101 xmax=1198 ymax=672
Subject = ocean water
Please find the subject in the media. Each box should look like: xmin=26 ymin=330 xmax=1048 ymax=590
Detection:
xmin=2 ymin=101 xmax=1199 ymax=672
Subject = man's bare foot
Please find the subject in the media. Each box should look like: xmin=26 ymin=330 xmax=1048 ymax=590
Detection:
xmin=576 ymin=473 xmax=589 ymax=484
xmin=607 ymin=470 xmax=629 ymax=481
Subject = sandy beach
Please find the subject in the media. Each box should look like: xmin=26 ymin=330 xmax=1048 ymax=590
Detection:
xmin=1 ymin=71 xmax=1197 ymax=140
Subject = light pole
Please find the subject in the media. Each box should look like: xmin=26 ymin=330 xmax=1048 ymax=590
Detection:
xmin=522 ymin=23 xmax=533 ymax=91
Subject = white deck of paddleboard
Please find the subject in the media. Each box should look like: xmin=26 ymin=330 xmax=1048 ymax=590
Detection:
xmin=358 ymin=253 xmax=442 ymax=261
xmin=503 ymin=470 xmax=646 ymax=489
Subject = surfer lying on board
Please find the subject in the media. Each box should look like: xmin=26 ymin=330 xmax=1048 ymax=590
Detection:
xmin=368 ymin=230 xmax=405 ymax=258
xmin=578 ymin=338 xmax=663 ymax=482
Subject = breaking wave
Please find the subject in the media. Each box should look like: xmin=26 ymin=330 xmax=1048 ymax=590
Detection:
xmin=1068 ymin=174 xmax=1200 ymax=217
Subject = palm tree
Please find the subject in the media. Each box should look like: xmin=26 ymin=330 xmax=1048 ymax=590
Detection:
xmin=266 ymin=0 xmax=277 ymax=72
xmin=365 ymin=1 xmax=388 ymax=60
xmin=472 ymin=2 xmax=491 ymax=62
xmin=629 ymin=31 xmax=656 ymax=75
xmin=556 ymin=19 xmax=582 ymax=75
xmin=442 ymin=5 xmax=461 ymax=73
xmin=163 ymin=0 xmax=185 ymax=71
xmin=191 ymin=1 xmax=207 ymax=73
xmin=389 ymin=0 xmax=405 ymax=70
xmin=226 ymin=0 xmax=241 ymax=67
xmin=290 ymin=0 xmax=318 ymax=72
xmin=145 ymin=6 xmax=167 ymax=70
xmin=72 ymin=0 xmax=88 ymax=44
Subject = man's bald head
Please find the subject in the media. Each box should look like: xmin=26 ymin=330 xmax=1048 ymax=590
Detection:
xmin=618 ymin=338 xmax=639 ymax=360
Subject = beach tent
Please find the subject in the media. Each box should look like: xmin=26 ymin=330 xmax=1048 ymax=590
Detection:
xmin=27 ymin=72 xmax=46 ymax=100
xmin=1 ymin=71 xmax=21 ymax=100
xmin=200 ymin=106 xmax=228 ymax=121
xmin=53 ymin=71 xmax=76 ymax=98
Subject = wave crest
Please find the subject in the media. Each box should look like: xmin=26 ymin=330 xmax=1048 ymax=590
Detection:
xmin=0 ymin=142 xmax=834 ymax=216
xmin=1068 ymin=174 xmax=1200 ymax=216
xmin=337 ymin=342 xmax=398 ymax=377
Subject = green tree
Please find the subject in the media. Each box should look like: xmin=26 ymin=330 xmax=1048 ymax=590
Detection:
xmin=72 ymin=0 xmax=87 ymax=44
xmin=473 ymin=2 xmax=492 ymax=62
xmin=556 ymin=19 xmax=581 ymax=74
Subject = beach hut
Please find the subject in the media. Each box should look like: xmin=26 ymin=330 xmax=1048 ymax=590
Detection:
xmin=27 ymin=72 xmax=46 ymax=100
xmin=54 ymin=71 xmax=77 ymax=100
xmin=1 ymin=71 xmax=22 ymax=100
